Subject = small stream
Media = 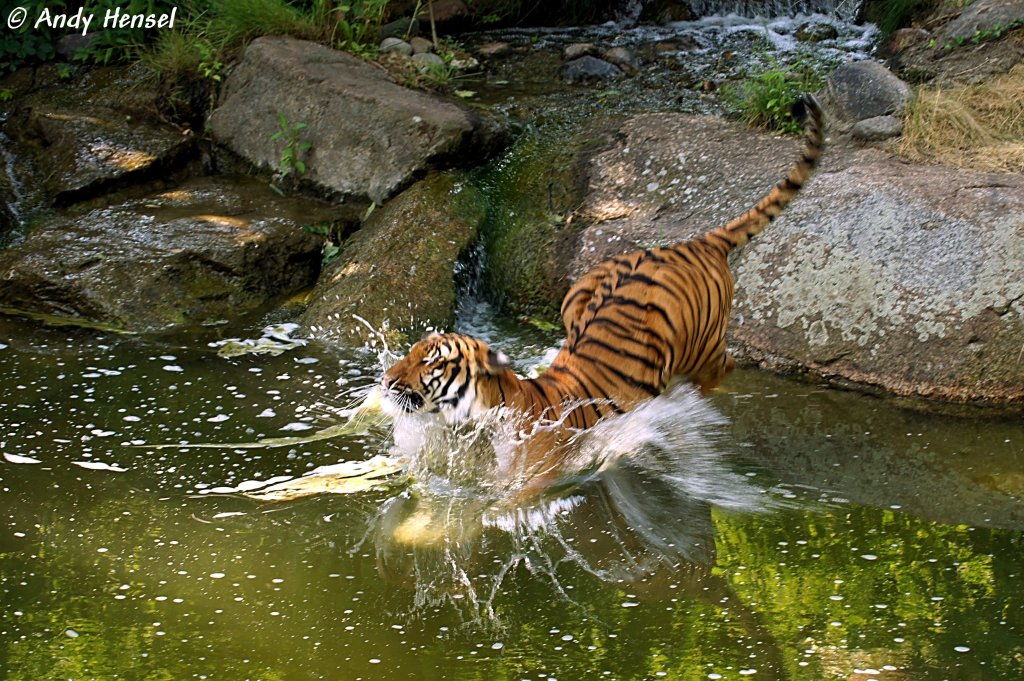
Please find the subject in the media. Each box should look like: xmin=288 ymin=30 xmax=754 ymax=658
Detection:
xmin=2 ymin=10 xmax=1023 ymax=681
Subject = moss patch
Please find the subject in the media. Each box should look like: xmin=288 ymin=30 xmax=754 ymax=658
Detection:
xmin=473 ymin=123 xmax=609 ymax=321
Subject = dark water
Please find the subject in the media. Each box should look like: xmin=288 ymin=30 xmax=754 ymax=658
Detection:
xmin=1 ymin=311 xmax=1021 ymax=681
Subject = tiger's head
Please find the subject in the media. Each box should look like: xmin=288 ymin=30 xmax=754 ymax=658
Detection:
xmin=381 ymin=332 xmax=512 ymax=423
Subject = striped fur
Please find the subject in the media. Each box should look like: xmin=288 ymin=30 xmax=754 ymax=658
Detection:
xmin=383 ymin=95 xmax=824 ymax=433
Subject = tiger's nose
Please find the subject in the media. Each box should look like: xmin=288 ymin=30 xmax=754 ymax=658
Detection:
xmin=381 ymin=374 xmax=396 ymax=391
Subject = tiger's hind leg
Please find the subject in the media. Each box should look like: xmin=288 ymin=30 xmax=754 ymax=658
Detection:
xmin=694 ymin=348 xmax=736 ymax=395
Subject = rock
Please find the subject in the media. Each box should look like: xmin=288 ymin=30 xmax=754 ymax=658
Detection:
xmin=210 ymin=37 xmax=500 ymax=205
xmin=940 ymin=0 xmax=1024 ymax=43
xmin=412 ymin=52 xmax=445 ymax=70
xmin=563 ymin=43 xmax=598 ymax=60
xmin=409 ymin=36 xmax=434 ymax=54
xmin=55 ymin=34 xmax=96 ymax=59
xmin=380 ymin=37 xmax=413 ymax=56
xmin=822 ymin=61 xmax=913 ymax=133
xmin=891 ymin=1 xmax=1024 ymax=84
xmin=5 ymin=69 xmax=195 ymax=207
xmin=639 ymin=0 xmax=695 ymax=24
xmin=795 ymin=21 xmax=839 ymax=42
xmin=561 ymin=56 xmax=623 ymax=84
xmin=417 ymin=0 xmax=469 ymax=31
xmin=850 ymin=115 xmax=904 ymax=141
xmin=730 ymin=158 xmax=1024 ymax=405
xmin=602 ymin=47 xmax=640 ymax=72
xmin=876 ymin=28 xmax=931 ymax=59
xmin=476 ymin=42 xmax=512 ymax=58
xmin=380 ymin=17 xmax=418 ymax=40
xmin=478 ymin=124 xmax=610 ymax=318
xmin=487 ymin=112 xmax=1024 ymax=404
xmin=0 ymin=176 xmax=348 ymax=332
xmin=300 ymin=173 xmax=485 ymax=345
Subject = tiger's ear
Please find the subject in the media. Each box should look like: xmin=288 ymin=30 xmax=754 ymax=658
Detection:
xmin=483 ymin=347 xmax=512 ymax=374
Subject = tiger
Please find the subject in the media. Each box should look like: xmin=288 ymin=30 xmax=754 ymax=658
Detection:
xmin=382 ymin=95 xmax=823 ymax=455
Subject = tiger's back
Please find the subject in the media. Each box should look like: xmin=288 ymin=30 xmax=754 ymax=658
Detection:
xmin=540 ymin=94 xmax=825 ymax=427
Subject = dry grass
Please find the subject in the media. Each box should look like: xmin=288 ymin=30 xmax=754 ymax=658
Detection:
xmin=898 ymin=64 xmax=1024 ymax=173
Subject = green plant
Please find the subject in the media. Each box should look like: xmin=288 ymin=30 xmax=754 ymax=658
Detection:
xmin=207 ymin=0 xmax=320 ymax=51
xmin=861 ymin=0 xmax=941 ymax=36
xmin=302 ymin=221 xmax=348 ymax=265
xmin=196 ymin=42 xmax=225 ymax=81
xmin=0 ymin=89 xmax=14 ymax=103
xmin=331 ymin=0 xmax=390 ymax=53
xmin=73 ymin=0 xmax=180 ymax=64
xmin=722 ymin=62 xmax=823 ymax=134
xmin=270 ymin=113 xmax=312 ymax=184
xmin=1 ymin=1 xmax=62 ymax=72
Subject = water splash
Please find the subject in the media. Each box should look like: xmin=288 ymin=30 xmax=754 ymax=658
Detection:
xmin=364 ymin=381 xmax=777 ymax=622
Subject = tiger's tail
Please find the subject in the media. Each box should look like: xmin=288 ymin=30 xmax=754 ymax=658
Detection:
xmin=702 ymin=93 xmax=824 ymax=253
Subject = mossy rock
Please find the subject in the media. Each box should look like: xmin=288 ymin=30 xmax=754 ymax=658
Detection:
xmin=301 ymin=172 xmax=486 ymax=347
xmin=473 ymin=123 xmax=610 ymax=322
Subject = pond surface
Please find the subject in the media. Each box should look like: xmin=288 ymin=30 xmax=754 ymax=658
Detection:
xmin=1 ymin=309 xmax=1022 ymax=681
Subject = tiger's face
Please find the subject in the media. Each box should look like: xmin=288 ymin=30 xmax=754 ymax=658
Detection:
xmin=381 ymin=332 xmax=511 ymax=423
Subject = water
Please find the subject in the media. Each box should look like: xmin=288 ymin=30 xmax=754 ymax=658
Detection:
xmin=1 ymin=307 xmax=1021 ymax=680
xmin=687 ymin=0 xmax=863 ymax=22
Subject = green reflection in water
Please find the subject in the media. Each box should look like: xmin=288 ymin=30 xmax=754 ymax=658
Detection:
xmin=0 ymin=314 xmax=1022 ymax=680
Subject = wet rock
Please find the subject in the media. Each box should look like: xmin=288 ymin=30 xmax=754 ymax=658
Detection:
xmin=210 ymin=37 xmax=500 ymax=205
xmin=563 ymin=43 xmax=598 ymax=60
xmin=490 ymin=112 xmax=1024 ymax=404
xmin=850 ymin=115 xmax=904 ymax=142
xmin=795 ymin=21 xmax=839 ymax=43
xmin=602 ymin=47 xmax=640 ymax=73
xmin=822 ymin=61 xmax=913 ymax=133
xmin=0 ymin=176 xmax=346 ymax=332
xmin=640 ymin=0 xmax=695 ymax=24
xmin=478 ymin=125 xmax=609 ymax=318
xmin=5 ymin=68 xmax=195 ymax=207
xmin=476 ymin=42 xmax=512 ymax=58
xmin=301 ymin=173 xmax=485 ymax=345
xmin=380 ymin=37 xmax=414 ymax=56
xmin=561 ymin=56 xmax=623 ymax=84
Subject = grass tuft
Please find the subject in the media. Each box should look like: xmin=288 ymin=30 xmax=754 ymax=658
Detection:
xmin=898 ymin=65 xmax=1024 ymax=172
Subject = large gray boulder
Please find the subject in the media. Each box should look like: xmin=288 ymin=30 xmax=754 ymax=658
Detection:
xmin=488 ymin=112 xmax=1024 ymax=405
xmin=0 ymin=177 xmax=346 ymax=332
xmin=210 ymin=37 xmax=499 ymax=204
xmin=821 ymin=61 xmax=913 ymax=134
xmin=301 ymin=173 xmax=486 ymax=345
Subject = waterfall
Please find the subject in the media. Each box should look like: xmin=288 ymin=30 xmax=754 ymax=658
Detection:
xmin=686 ymin=0 xmax=863 ymax=21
